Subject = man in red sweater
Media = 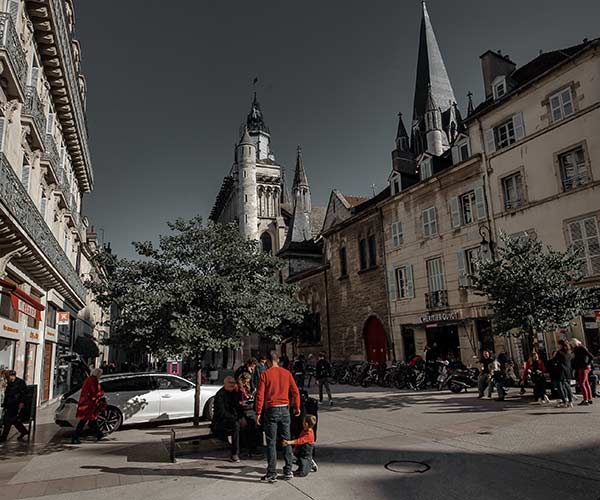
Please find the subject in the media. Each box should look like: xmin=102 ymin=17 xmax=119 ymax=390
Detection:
xmin=255 ymin=350 xmax=301 ymax=483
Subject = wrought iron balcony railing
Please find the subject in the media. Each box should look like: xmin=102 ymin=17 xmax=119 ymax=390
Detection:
xmin=23 ymin=85 xmax=47 ymax=147
xmin=43 ymin=134 xmax=60 ymax=172
xmin=425 ymin=290 xmax=449 ymax=309
xmin=0 ymin=152 xmax=85 ymax=301
xmin=0 ymin=12 xmax=27 ymax=95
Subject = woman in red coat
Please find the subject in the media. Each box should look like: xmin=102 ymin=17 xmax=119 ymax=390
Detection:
xmin=71 ymin=368 xmax=106 ymax=444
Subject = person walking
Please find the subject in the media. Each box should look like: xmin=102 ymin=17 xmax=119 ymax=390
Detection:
xmin=553 ymin=340 xmax=574 ymax=408
xmin=491 ymin=358 xmax=507 ymax=401
xmin=477 ymin=351 xmax=494 ymax=399
xmin=315 ymin=352 xmax=333 ymax=406
xmin=72 ymin=368 xmax=106 ymax=444
xmin=0 ymin=370 xmax=29 ymax=442
xmin=211 ymin=376 xmax=243 ymax=462
xmin=255 ymin=351 xmax=301 ymax=483
xmin=292 ymin=355 xmax=306 ymax=390
xmin=572 ymin=339 xmax=594 ymax=406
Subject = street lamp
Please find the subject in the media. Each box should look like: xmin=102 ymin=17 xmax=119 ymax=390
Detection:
xmin=478 ymin=224 xmax=495 ymax=262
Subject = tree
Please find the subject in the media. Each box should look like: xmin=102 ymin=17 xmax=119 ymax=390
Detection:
xmin=471 ymin=232 xmax=600 ymax=340
xmin=87 ymin=216 xmax=306 ymax=360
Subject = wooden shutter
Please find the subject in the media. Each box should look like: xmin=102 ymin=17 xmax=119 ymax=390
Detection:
xmin=21 ymin=165 xmax=30 ymax=191
xmin=430 ymin=207 xmax=437 ymax=235
xmin=0 ymin=117 xmax=5 ymax=152
xmin=584 ymin=217 xmax=600 ymax=276
xmin=451 ymin=146 xmax=459 ymax=165
xmin=422 ymin=210 xmax=430 ymax=238
xmin=391 ymin=223 xmax=399 ymax=248
xmin=388 ymin=270 xmax=397 ymax=301
xmin=449 ymin=196 xmax=461 ymax=228
xmin=513 ymin=113 xmax=525 ymax=141
xmin=474 ymin=185 xmax=487 ymax=220
xmin=398 ymin=222 xmax=403 ymax=245
xmin=484 ymin=129 xmax=496 ymax=154
xmin=406 ymin=264 xmax=414 ymax=298
xmin=40 ymin=195 xmax=47 ymax=219
xmin=457 ymin=251 xmax=467 ymax=288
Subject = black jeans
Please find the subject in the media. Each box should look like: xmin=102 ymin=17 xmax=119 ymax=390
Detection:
xmin=0 ymin=414 xmax=28 ymax=440
xmin=73 ymin=419 xmax=103 ymax=440
xmin=264 ymin=406 xmax=293 ymax=476
xmin=214 ymin=420 xmax=240 ymax=457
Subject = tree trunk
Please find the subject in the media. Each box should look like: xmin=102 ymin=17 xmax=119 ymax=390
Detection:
xmin=193 ymin=353 xmax=202 ymax=426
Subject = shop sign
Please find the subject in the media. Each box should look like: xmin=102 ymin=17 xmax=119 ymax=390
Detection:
xmin=28 ymin=331 xmax=40 ymax=342
xmin=45 ymin=328 xmax=56 ymax=340
xmin=420 ymin=312 xmax=459 ymax=324
xmin=17 ymin=299 xmax=37 ymax=319
xmin=57 ymin=312 xmax=70 ymax=326
xmin=2 ymin=324 xmax=18 ymax=334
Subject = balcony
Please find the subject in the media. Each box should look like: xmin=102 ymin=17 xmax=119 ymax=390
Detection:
xmin=562 ymin=175 xmax=590 ymax=192
xmin=0 ymin=152 xmax=86 ymax=303
xmin=41 ymin=133 xmax=60 ymax=182
xmin=425 ymin=290 xmax=449 ymax=309
xmin=22 ymin=86 xmax=47 ymax=150
xmin=0 ymin=12 xmax=27 ymax=101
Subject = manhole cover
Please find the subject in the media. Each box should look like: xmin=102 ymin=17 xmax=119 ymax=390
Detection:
xmin=385 ymin=461 xmax=430 ymax=474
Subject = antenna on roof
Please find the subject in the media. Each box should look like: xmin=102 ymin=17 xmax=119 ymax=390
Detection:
xmin=371 ymin=184 xmax=377 ymax=197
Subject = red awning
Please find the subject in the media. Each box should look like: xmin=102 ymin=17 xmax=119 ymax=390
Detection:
xmin=10 ymin=288 xmax=45 ymax=321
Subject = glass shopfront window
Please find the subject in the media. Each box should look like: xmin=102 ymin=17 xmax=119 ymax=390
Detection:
xmin=0 ymin=338 xmax=17 ymax=409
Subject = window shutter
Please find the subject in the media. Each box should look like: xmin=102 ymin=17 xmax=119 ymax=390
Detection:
xmin=512 ymin=113 xmax=525 ymax=141
xmin=0 ymin=117 xmax=5 ymax=152
xmin=47 ymin=113 xmax=54 ymax=134
xmin=474 ymin=185 xmax=487 ymax=220
xmin=430 ymin=207 xmax=437 ymax=235
xmin=398 ymin=222 xmax=403 ymax=245
xmin=21 ymin=165 xmax=31 ymax=191
xmin=422 ymin=210 xmax=430 ymax=238
xmin=391 ymin=223 xmax=399 ymax=248
xmin=583 ymin=217 xmax=600 ymax=275
xmin=388 ymin=270 xmax=397 ymax=301
xmin=406 ymin=264 xmax=414 ymax=298
xmin=457 ymin=251 xmax=467 ymax=288
xmin=449 ymin=196 xmax=461 ymax=228
xmin=451 ymin=146 xmax=459 ymax=165
xmin=30 ymin=67 xmax=39 ymax=87
xmin=484 ymin=129 xmax=496 ymax=154
xmin=40 ymin=195 xmax=47 ymax=220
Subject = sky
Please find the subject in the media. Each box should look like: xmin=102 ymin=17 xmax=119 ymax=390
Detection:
xmin=75 ymin=0 xmax=600 ymax=257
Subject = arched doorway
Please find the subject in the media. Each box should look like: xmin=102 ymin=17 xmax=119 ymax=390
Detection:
xmin=260 ymin=232 xmax=273 ymax=255
xmin=364 ymin=316 xmax=387 ymax=364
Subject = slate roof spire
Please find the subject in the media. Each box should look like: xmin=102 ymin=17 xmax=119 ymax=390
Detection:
xmin=293 ymin=145 xmax=309 ymax=189
xmin=246 ymin=91 xmax=270 ymax=134
xmin=412 ymin=1 xmax=455 ymax=124
xmin=395 ymin=112 xmax=410 ymax=152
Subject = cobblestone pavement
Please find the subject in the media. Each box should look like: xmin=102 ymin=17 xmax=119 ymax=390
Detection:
xmin=1 ymin=387 xmax=600 ymax=499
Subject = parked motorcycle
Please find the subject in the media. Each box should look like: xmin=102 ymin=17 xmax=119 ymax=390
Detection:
xmin=444 ymin=367 xmax=479 ymax=393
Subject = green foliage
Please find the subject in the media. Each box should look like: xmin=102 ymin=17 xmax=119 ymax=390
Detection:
xmin=471 ymin=232 xmax=600 ymax=337
xmin=87 ymin=217 xmax=306 ymax=358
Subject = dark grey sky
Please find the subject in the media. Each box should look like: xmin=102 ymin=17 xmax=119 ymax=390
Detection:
xmin=76 ymin=1 xmax=600 ymax=257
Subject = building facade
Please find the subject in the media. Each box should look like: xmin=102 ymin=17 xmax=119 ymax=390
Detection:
xmin=0 ymin=0 xmax=105 ymax=407
xmin=466 ymin=38 xmax=600 ymax=358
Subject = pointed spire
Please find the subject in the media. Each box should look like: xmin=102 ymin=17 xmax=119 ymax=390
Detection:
xmin=280 ymin=168 xmax=291 ymax=205
xmin=395 ymin=112 xmax=409 ymax=152
xmin=239 ymin=125 xmax=252 ymax=145
xmin=293 ymin=145 xmax=309 ymax=189
xmin=425 ymin=83 xmax=437 ymax=112
xmin=467 ymin=91 xmax=474 ymax=116
xmin=413 ymin=1 xmax=455 ymax=123
xmin=246 ymin=92 xmax=269 ymax=134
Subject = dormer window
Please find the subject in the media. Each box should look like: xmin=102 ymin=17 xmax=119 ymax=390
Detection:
xmin=420 ymin=158 xmax=433 ymax=181
xmin=390 ymin=174 xmax=401 ymax=195
xmin=493 ymin=76 xmax=507 ymax=100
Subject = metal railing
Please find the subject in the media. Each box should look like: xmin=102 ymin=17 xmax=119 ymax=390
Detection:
xmin=0 ymin=12 xmax=27 ymax=93
xmin=23 ymin=85 xmax=47 ymax=143
xmin=0 ymin=152 xmax=85 ymax=301
xmin=425 ymin=290 xmax=449 ymax=309
xmin=44 ymin=134 xmax=60 ymax=172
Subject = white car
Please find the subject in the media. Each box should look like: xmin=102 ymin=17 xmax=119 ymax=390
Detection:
xmin=55 ymin=373 xmax=220 ymax=434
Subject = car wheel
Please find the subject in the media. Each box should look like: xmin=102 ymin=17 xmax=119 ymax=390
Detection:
xmin=203 ymin=397 xmax=214 ymax=421
xmin=98 ymin=406 xmax=123 ymax=434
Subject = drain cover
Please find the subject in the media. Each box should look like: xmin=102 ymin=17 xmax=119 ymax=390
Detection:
xmin=385 ymin=461 xmax=430 ymax=474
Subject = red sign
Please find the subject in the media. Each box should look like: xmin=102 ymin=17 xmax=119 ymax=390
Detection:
xmin=57 ymin=312 xmax=70 ymax=325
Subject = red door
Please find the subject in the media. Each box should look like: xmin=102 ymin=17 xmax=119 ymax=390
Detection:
xmin=364 ymin=317 xmax=387 ymax=364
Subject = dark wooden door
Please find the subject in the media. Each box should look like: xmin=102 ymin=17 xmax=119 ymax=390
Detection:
xmin=42 ymin=341 xmax=53 ymax=401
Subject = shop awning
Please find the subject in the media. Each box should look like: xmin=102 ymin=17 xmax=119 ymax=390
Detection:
xmin=73 ymin=335 xmax=100 ymax=359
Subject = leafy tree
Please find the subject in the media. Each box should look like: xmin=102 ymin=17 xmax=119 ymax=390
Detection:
xmin=471 ymin=232 xmax=600 ymax=339
xmin=88 ymin=216 xmax=306 ymax=359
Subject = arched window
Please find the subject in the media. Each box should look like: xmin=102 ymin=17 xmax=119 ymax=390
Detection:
xmin=260 ymin=232 xmax=273 ymax=255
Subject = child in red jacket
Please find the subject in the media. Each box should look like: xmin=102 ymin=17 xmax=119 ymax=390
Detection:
xmin=283 ymin=414 xmax=317 ymax=477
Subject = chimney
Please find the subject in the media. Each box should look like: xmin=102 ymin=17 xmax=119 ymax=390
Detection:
xmin=480 ymin=50 xmax=517 ymax=100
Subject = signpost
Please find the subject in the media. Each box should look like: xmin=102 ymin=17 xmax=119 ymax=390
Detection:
xmin=193 ymin=369 xmax=202 ymax=427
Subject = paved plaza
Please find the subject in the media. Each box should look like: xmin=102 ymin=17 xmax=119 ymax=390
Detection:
xmin=1 ymin=387 xmax=600 ymax=499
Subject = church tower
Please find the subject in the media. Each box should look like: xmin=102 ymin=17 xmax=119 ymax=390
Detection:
xmin=237 ymin=127 xmax=258 ymax=240
xmin=411 ymin=1 xmax=455 ymax=156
